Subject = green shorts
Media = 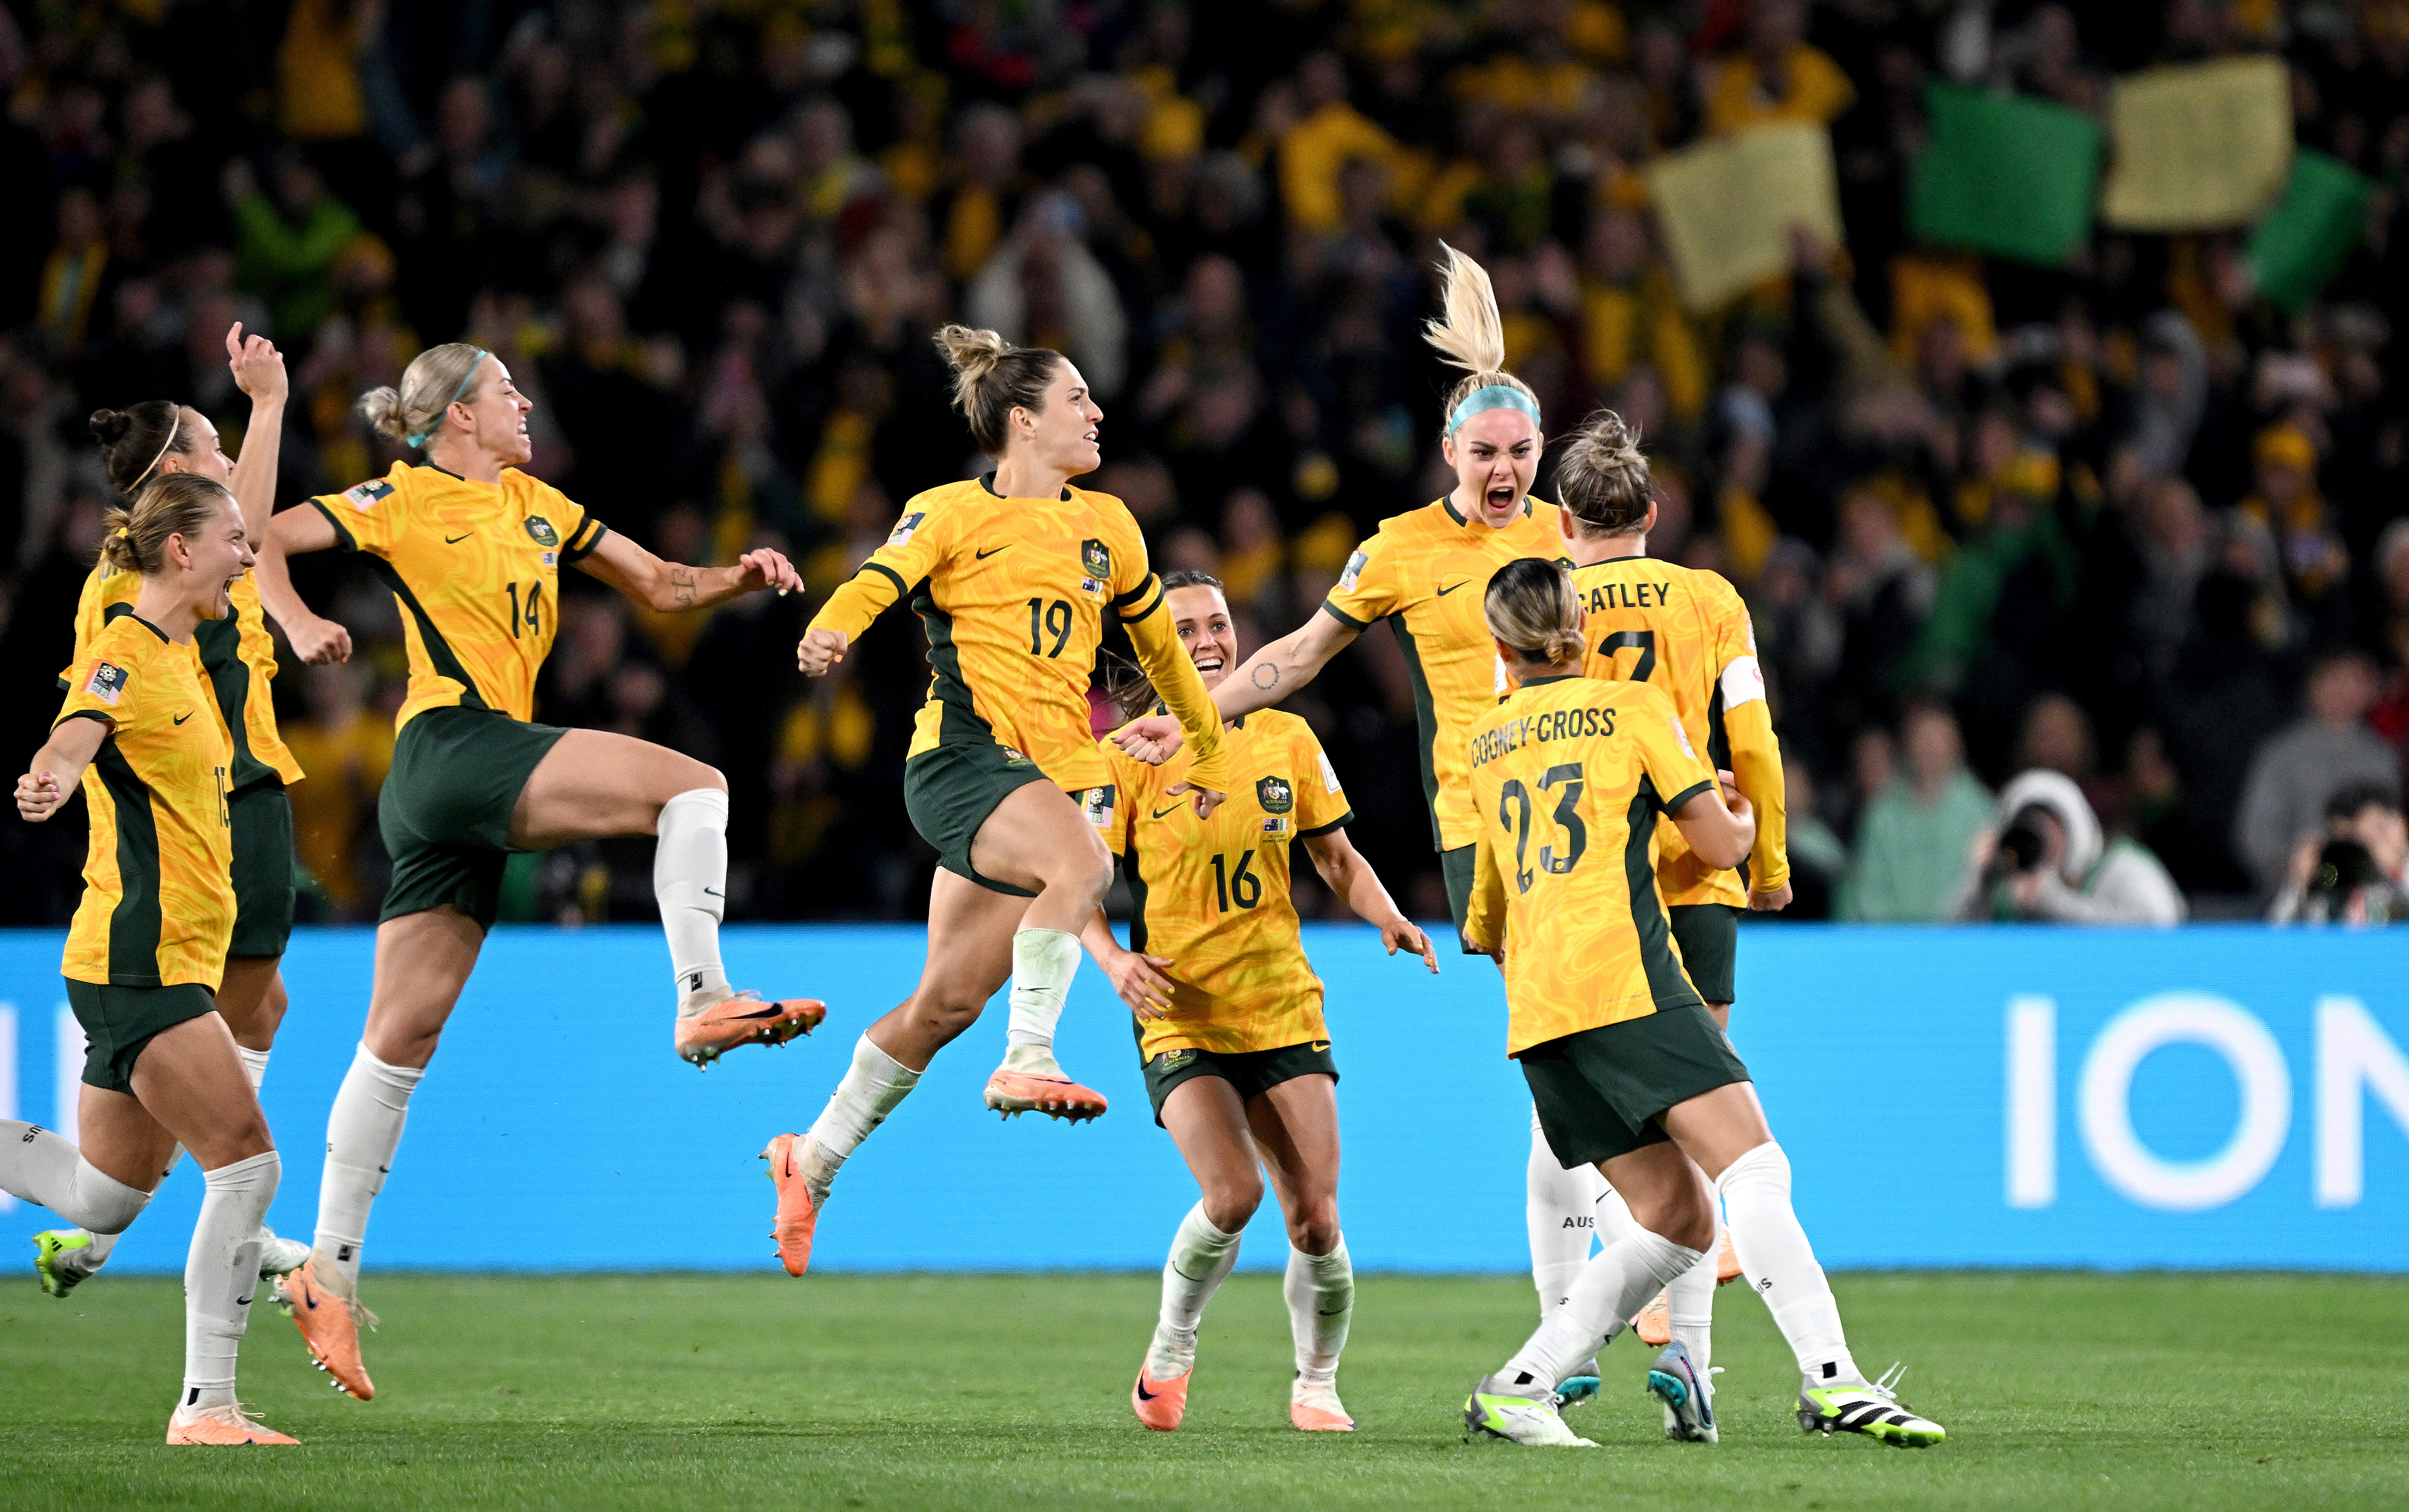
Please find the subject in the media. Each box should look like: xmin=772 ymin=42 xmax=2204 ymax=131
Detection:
xmin=378 ymin=705 xmax=569 ymax=930
xmin=226 ymin=779 xmax=295 ymax=958
xmin=66 ymin=978 xmax=217 ymax=1094
xmin=902 ymin=741 xmax=1056 ymax=897
xmin=1520 ymin=1003 xmax=1751 ymax=1169
xmin=1669 ymin=903 xmax=1740 ymax=1005
xmin=1441 ymin=843 xmax=1481 ymax=951
xmin=1139 ymin=1037 xmax=1339 ymax=1127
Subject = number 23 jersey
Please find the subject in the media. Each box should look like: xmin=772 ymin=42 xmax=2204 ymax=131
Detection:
xmin=307 ymin=462 xmax=609 ymax=732
xmin=1463 ymin=674 xmax=1717 ymax=1055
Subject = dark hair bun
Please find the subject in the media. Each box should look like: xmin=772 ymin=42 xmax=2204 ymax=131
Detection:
xmin=90 ymin=409 xmax=132 ymax=445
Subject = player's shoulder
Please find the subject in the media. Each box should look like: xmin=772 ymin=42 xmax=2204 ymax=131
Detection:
xmin=892 ymin=476 xmax=992 ymax=536
xmin=79 ymin=612 xmax=176 ymax=696
xmin=1250 ymin=707 xmax=1320 ymax=749
xmin=499 ymin=467 xmax=574 ymax=510
xmin=1662 ymin=558 xmax=1744 ymax=607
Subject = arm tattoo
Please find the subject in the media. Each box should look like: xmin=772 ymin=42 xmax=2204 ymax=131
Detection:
xmin=669 ymin=565 xmax=697 ymax=608
xmin=1252 ymin=662 xmax=1280 ymax=690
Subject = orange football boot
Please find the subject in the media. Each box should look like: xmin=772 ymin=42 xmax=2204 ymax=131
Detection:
xmin=677 ymin=992 xmax=826 ymax=1067
xmin=1132 ymin=1365 xmax=1191 ymax=1431
xmin=982 ymin=1068 xmax=1108 ymax=1122
xmin=165 ymin=1402 xmax=298 ymax=1445
xmin=761 ymin=1133 xmax=820 ymax=1277
xmin=1716 ymin=1228 xmax=1744 ymax=1285
xmin=278 ymin=1257 xmax=375 ymax=1399
xmin=1633 ymin=1289 xmax=1672 ymax=1348
xmin=1290 ymin=1378 xmax=1355 ymax=1431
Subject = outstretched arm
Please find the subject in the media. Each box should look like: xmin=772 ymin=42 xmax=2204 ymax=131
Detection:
xmin=1214 ymin=610 xmax=1360 ymax=721
xmin=255 ymin=504 xmax=352 ymax=665
xmin=16 ymin=716 xmax=108 ymax=822
xmin=224 ymin=324 xmax=287 ymax=542
xmin=577 ymin=531 xmax=801 ymax=615
xmin=1303 ymin=827 xmax=1439 ymax=972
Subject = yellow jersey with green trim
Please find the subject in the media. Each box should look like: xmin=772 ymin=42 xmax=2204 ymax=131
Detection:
xmin=307 ymin=462 xmax=608 ymax=732
xmin=1090 ymin=710 xmax=1353 ymax=1056
xmin=808 ymin=474 xmax=1232 ymax=794
xmin=63 ymin=568 xmax=301 ymax=791
xmin=55 ymin=614 xmax=236 ymax=989
xmin=1321 ymin=496 xmax=1566 ymax=851
xmin=1462 ymin=675 xmax=1717 ymax=1055
xmin=1565 ymin=557 xmax=1782 ymax=908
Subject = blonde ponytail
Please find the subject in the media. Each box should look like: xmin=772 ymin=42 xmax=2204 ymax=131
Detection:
xmin=1554 ymin=408 xmax=1654 ymax=535
xmin=1425 ymin=242 xmax=1540 ymax=439
xmin=1484 ymin=557 xmax=1587 ymax=666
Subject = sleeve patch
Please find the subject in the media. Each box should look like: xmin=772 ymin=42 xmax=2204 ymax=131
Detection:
xmin=1081 ymin=783 xmax=1117 ymax=832
xmin=1319 ymin=751 xmax=1343 ymax=795
xmin=1670 ymin=712 xmax=1697 ymax=759
xmin=343 ymin=480 xmax=395 ymax=511
xmin=1337 ymin=548 xmax=1369 ymax=591
xmin=84 ymin=661 xmax=129 ymax=705
xmin=887 ymin=511 xmax=926 ymax=547
xmin=1719 ymin=654 xmax=1767 ymax=710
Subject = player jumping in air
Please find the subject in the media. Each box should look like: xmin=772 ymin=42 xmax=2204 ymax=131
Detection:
xmin=1112 ymin=244 xmax=1617 ymax=1400
xmin=1086 ymin=571 xmax=1436 ymax=1433
xmin=35 ymin=327 xmax=316 ymax=1299
xmin=759 ymin=325 xmax=1235 ymax=1276
xmin=254 ymin=343 xmax=810 ymax=1401
xmin=1458 ymin=560 xmax=1943 ymax=1451
xmin=9 ymin=475 xmax=297 ymax=1444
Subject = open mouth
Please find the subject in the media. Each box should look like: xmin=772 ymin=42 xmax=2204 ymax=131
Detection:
xmin=1195 ymin=655 xmax=1224 ymax=675
xmin=1486 ymin=484 xmax=1517 ymax=508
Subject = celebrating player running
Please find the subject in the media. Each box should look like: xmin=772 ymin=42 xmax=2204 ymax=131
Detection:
xmin=1085 ymin=571 xmax=1434 ymax=1434
xmin=757 ymin=325 xmax=1235 ymax=1277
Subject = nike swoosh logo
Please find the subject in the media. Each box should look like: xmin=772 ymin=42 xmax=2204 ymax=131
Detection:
xmin=446 ymin=533 xmax=473 ymax=544
xmin=1150 ymin=804 xmax=1186 ymax=820
xmin=303 ymin=1293 xmax=319 ymax=1311
xmin=1318 ymin=1308 xmax=1348 ymax=1316
xmin=976 ymin=545 xmax=1010 ymax=559
xmin=704 ymin=886 xmax=723 ymax=897
xmin=1136 ymin=1380 xmax=1160 ymax=1400
xmin=174 ymin=712 xmax=193 ymax=724
xmin=1436 ymin=579 xmax=1472 ymax=596
xmin=236 ymin=1294 xmax=255 ymax=1307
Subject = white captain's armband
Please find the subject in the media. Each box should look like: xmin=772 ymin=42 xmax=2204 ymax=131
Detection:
xmin=1719 ymin=654 xmax=1767 ymax=710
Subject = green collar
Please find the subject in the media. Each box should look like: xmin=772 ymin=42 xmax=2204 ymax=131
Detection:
xmin=1518 ymin=673 xmax=1579 ymax=688
xmin=981 ymin=472 xmax=1073 ymax=502
xmin=1440 ymin=494 xmax=1535 ymax=528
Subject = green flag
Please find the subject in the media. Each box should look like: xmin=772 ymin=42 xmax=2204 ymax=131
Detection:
xmin=1909 ymin=82 xmax=2103 ymax=266
xmin=2246 ymin=149 xmax=2370 ymax=313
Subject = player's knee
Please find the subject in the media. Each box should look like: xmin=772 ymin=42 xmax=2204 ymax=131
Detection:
xmin=69 ymin=1162 xmax=150 ymax=1235
xmin=1625 ymin=1181 xmax=1713 ymax=1253
xmin=1201 ymin=1174 xmax=1263 ymax=1233
xmin=1286 ymin=1200 xmax=1340 ymax=1255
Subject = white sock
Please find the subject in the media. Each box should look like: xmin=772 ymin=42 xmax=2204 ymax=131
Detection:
xmin=1285 ymin=1238 xmax=1353 ymax=1384
xmin=802 ymin=1035 xmax=921 ymax=1203
xmin=238 ymin=1046 xmax=271 ymax=1089
xmin=1595 ymin=1180 xmax=1639 ymax=1246
xmin=70 ymin=1137 xmax=191 ymax=1274
xmin=1525 ymin=1107 xmax=1605 ymax=1318
xmin=658 ymin=788 xmax=732 ymax=1010
xmin=183 ymin=1150 xmax=279 ymax=1411
xmin=1500 ymin=1227 xmax=1700 ymax=1393
xmin=1149 ymin=1203 xmax=1243 ymax=1378
xmin=314 ymin=1044 xmax=424 ymax=1292
xmin=1001 ymin=927 xmax=1081 ymax=1071
xmin=0 ymin=1119 xmax=151 ymax=1232
xmin=1665 ymin=1215 xmax=1719 ymax=1374
xmin=1718 ymin=1141 xmax=1859 ymax=1385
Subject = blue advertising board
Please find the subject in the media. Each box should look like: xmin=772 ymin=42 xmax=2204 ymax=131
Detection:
xmin=0 ymin=924 xmax=2401 ymax=1273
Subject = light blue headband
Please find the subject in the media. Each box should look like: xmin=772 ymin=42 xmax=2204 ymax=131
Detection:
xmin=405 ymin=351 xmax=489 ymax=448
xmin=1446 ymin=383 xmax=1541 ymax=436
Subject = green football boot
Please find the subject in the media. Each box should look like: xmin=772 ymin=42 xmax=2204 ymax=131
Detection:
xmin=1464 ymin=1373 xmax=1597 ymax=1447
xmin=34 ymin=1230 xmax=94 ymax=1299
xmin=1797 ymin=1362 xmax=1945 ymax=1447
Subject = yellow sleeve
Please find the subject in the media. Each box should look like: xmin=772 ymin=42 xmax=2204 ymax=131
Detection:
xmin=1085 ymin=742 xmax=1137 ymax=857
xmin=57 ymin=630 xmax=144 ymax=728
xmin=1464 ymin=827 xmax=1507 ymax=953
xmin=553 ymin=485 xmax=609 ymax=563
xmin=311 ymin=475 xmax=407 ymax=555
xmin=808 ymin=500 xmax=955 ymax=643
xmin=1292 ymin=724 xmax=1354 ymax=836
xmin=1632 ymin=687 xmax=1717 ymax=817
xmin=1320 ymin=533 xmax=1402 ymax=629
xmin=1711 ymin=585 xmax=1787 ymax=890
xmin=1122 ymin=575 xmax=1232 ymax=794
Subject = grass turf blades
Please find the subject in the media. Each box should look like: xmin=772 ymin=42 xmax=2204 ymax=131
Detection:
xmin=2 ymin=1272 xmax=2404 ymax=1510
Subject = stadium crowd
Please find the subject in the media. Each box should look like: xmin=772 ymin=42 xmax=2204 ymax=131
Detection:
xmin=2 ymin=0 xmax=2406 ymax=926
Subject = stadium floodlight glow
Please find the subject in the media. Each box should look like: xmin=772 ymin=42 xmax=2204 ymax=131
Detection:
xmin=2077 ymin=993 xmax=2292 ymax=1213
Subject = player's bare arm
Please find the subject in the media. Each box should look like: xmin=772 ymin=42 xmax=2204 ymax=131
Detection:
xmin=1076 ymin=907 xmax=1176 ymax=1018
xmin=254 ymin=503 xmax=352 ymax=665
xmin=14 ymin=716 xmax=107 ymax=822
xmin=577 ymin=531 xmax=801 ymax=612
xmin=1670 ymin=769 xmax=1755 ymax=872
xmin=1113 ymin=610 xmax=1360 ymax=762
xmin=1302 ymin=828 xmax=1439 ymax=972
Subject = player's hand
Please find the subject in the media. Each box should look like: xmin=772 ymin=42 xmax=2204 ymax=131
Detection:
xmin=1716 ymin=769 xmax=1754 ymax=826
xmin=1380 ymin=916 xmax=1440 ymax=973
xmin=226 ymin=323 xmax=287 ymax=405
xmin=797 ymin=626 xmax=848 ymax=676
xmin=286 ymin=614 xmax=352 ymax=665
xmin=1111 ymin=714 xmax=1184 ymax=765
xmin=15 ymin=769 xmax=65 ymax=822
xmin=735 ymin=547 xmax=802 ymax=597
xmin=1166 ymin=781 xmax=1223 ymax=819
xmin=1749 ymin=880 xmax=1793 ymax=912
xmin=1100 ymin=947 xmax=1177 ymax=1018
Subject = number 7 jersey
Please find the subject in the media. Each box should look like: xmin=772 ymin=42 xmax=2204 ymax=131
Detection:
xmin=307 ymin=462 xmax=609 ymax=732
xmin=1463 ymin=674 xmax=1718 ymax=1055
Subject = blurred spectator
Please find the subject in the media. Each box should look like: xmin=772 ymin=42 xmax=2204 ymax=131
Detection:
xmin=1839 ymin=703 xmax=1993 ymax=922
xmin=1953 ymin=769 xmax=2187 ymax=924
xmin=2233 ymin=649 xmax=2401 ymax=896
xmin=1775 ymin=753 xmax=1847 ymax=922
xmin=2269 ymin=783 xmax=2408 ymax=924
xmin=231 ymin=151 xmax=364 ymax=338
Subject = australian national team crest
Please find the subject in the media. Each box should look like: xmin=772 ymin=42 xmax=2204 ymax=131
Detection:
xmin=1256 ymin=774 xmax=1294 ymax=814
xmin=1080 ymin=538 xmax=1111 ymax=593
xmin=524 ymin=516 xmax=561 ymax=548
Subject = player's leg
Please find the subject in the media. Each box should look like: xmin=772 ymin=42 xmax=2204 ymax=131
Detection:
xmin=1132 ymin=1071 xmax=1260 ymax=1430
xmin=960 ymin=779 xmax=1118 ymax=1118
xmin=1662 ymin=1082 xmax=1946 ymax=1447
xmin=511 ymin=727 xmax=822 ymax=1064
xmin=762 ymin=870 xmax=1023 ymax=1276
xmin=1633 ymin=905 xmax=1742 ymax=1358
xmin=1249 ymin=1069 xmax=1354 ymax=1431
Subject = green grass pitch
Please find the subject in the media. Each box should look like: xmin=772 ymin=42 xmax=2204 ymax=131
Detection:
xmin=2 ymin=1271 xmax=2404 ymax=1510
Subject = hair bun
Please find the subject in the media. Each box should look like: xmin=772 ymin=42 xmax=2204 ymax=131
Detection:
xmin=89 ymin=409 xmax=131 ymax=445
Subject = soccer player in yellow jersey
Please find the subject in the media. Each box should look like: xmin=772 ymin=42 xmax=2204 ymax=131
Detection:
xmin=1077 ymin=572 xmax=1434 ymax=1435
xmin=1457 ymin=561 xmax=1943 ymax=1452
xmin=36 ymin=326 xmax=317 ymax=1297
xmin=759 ymin=326 xmax=1236 ymax=1277
xmin=1111 ymin=245 xmax=1611 ymax=1396
xmin=254 ymin=343 xmax=808 ymax=1399
xmin=9 ymin=475 xmax=298 ymax=1444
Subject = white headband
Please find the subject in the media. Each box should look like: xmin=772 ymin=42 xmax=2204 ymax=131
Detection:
xmin=131 ymin=409 xmax=184 ymax=489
